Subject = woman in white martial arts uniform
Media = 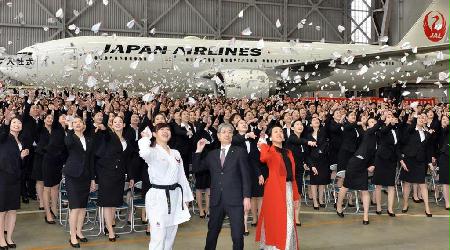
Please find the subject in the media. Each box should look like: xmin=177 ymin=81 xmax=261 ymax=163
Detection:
xmin=138 ymin=123 xmax=194 ymax=250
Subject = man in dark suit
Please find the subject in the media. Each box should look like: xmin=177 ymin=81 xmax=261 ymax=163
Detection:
xmin=193 ymin=123 xmax=251 ymax=250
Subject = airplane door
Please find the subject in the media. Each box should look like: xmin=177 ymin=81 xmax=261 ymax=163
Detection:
xmin=63 ymin=48 xmax=78 ymax=68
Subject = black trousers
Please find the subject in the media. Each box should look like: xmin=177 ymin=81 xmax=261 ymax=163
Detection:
xmin=21 ymin=150 xmax=36 ymax=198
xmin=205 ymin=199 xmax=244 ymax=250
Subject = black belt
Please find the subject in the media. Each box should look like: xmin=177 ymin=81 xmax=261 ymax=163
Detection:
xmin=149 ymin=183 xmax=184 ymax=214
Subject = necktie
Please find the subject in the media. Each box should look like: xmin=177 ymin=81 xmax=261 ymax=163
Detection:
xmin=220 ymin=148 xmax=226 ymax=167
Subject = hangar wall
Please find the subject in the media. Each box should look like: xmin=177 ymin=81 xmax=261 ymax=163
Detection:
xmin=0 ymin=0 xmax=360 ymax=55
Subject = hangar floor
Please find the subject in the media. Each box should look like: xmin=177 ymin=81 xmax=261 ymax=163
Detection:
xmin=13 ymin=200 xmax=449 ymax=250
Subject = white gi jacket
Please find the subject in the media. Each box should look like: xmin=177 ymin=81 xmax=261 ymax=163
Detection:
xmin=138 ymin=137 xmax=194 ymax=228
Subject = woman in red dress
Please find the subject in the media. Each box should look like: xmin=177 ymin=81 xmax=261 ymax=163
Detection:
xmin=256 ymin=125 xmax=299 ymax=250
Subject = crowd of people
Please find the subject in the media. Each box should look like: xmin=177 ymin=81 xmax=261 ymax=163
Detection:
xmin=0 ymin=88 xmax=448 ymax=250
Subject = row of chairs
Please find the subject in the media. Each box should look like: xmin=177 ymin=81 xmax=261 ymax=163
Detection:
xmin=301 ymin=163 xmax=445 ymax=213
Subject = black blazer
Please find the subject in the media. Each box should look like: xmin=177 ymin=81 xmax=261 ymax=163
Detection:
xmin=375 ymin=124 xmax=400 ymax=161
xmin=305 ymin=128 xmax=329 ymax=166
xmin=192 ymin=145 xmax=251 ymax=207
xmin=340 ymin=122 xmax=360 ymax=153
xmin=438 ymin=126 xmax=449 ymax=157
xmin=353 ymin=121 xmax=382 ymax=165
xmin=172 ymin=122 xmax=194 ymax=157
xmin=232 ymin=133 xmax=262 ymax=177
xmin=0 ymin=125 xmax=22 ymax=178
xmin=63 ymin=130 xmax=94 ymax=179
xmin=401 ymin=122 xmax=431 ymax=162
xmin=326 ymin=116 xmax=343 ymax=152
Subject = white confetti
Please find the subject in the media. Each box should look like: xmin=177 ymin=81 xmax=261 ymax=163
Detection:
xmin=357 ymin=65 xmax=368 ymax=75
xmin=416 ymin=76 xmax=423 ymax=83
xmin=337 ymin=25 xmax=345 ymax=33
xmin=401 ymin=56 xmax=407 ymax=63
xmin=43 ymin=26 xmax=49 ymax=31
xmin=86 ymin=76 xmax=97 ymax=87
xmin=6 ymin=2 xmax=12 ymax=7
xmin=130 ymin=61 xmax=139 ymax=69
xmin=400 ymin=42 xmax=411 ymax=49
xmin=75 ymin=27 xmax=80 ymax=34
xmin=238 ymin=10 xmax=244 ymax=18
xmin=437 ymin=51 xmax=444 ymax=60
xmin=412 ymin=47 xmax=418 ymax=53
xmin=276 ymin=19 xmax=281 ymax=28
xmin=380 ymin=36 xmax=389 ymax=43
xmin=439 ymin=72 xmax=449 ymax=81
xmin=68 ymin=24 xmax=77 ymax=30
xmin=87 ymin=0 xmax=93 ymax=6
xmin=241 ymin=27 xmax=252 ymax=36
xmin=297 ymin=23 xmax=304 ymax=29
xmin=187 ymin=97 xmax=197 ymax=105
xmin=256 ymin=38 xmax=264 ymax=49
xmin=55 ymin=8 xmax=64 ymax=18
xmin=126 ymin=19 xmax=135 ymax=29
xmin=73 ymin=10 xmax=80 ymax=16
xmin=91 ymin=22 xmax=101 ymax=33
xmin=193 ymin=58 xmax=200 ymax=68
xmin=85 ymin=54 xmax=93 ymax=65
xmin=142 ymin=93 xmax=154 ymax=102
xmin=315 ymin=26 xmax=321 ymax=31
xmin=103 ymin=0 xmax=109 ymax=5
xmin=409 ymin=101 xmax=418 ymax=108
xmin=281 ymin=68 xmax=289 ymax=80
xmin=149 ymin=27 xmax=156 ymax=35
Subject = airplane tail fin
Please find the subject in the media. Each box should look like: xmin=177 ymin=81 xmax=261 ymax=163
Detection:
xmin=397 ymin=0 xmax=449 ymax=47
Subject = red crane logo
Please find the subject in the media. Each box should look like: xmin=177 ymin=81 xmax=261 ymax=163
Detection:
xmin=423 ymin=11 xmax=447 ymax=42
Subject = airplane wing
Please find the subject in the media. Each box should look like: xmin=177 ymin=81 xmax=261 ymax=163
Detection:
xmin=275 ymin=43 xmax=449 ymax=71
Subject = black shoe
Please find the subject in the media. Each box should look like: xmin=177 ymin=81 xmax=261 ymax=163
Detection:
xmin=348 ymin=203 xmax=355 ymax=208
xmin=104 ymin=227 xmax=109 ymax=235
xmin=413 ymin=198 xmax=422 ymax=203
xmin=336 ymin=210 xmax=344 ymax=218
xmin=142 ymin=220 xmax=148 ymax=225
xmin=22 ymin=197 xmax=29 ymax=204
xmin=108 ymin=235 xmax=119 ymax=242
xmin=370 ymin=201 xmax=376 ymax=206
xmin=387 ymin=210 xmax=396 ymax=217
xmin=45 ymin=217 xmax=56 ymax=224
xmin=6 ymin=242 xmax=15 ymax=249
xmin=251 ymin=222 xmax=257 ymax=227
xmin=313 ymin=206 xmax=319 ymax=210
xmin=146 ymin=231 xmax=150 ymax=236
xmin=243 ymin=231 xmax=250 ymax=236
xmin=199 ymin=214 xmax=206 ymax=219
xmin=127 ymin=220 xmax=131 ymax=225
xmin=425 ymin=211 xmax=432 ymax=217
xmin=39 ymin=207 xmax=44 ymax=210
xmin=319 ymin=203 xmax=326 ymax=208
xmin=296 ymin=222 xmax=302 ymax=227
xmin=363 ymin=220 xmax=370 ymax=225
xmin=69 ymin=239 xmax=80 ymax=248
xmin=375 ymin=210 xmax=382 ymax=215
xmin=76 ymin=236 xmax=88 ymax=243
xmin=50 ymin=210 xmax=57 ymax=219
xmin=0 ymin=246 xmax=8 ymax=250
xmin=401 ymin=207 xmax=409 ymax=213
xmin=419 ymin=198 xmax=424 ymax=203
xmin=445 ymin=207 xmax=450 ymax=211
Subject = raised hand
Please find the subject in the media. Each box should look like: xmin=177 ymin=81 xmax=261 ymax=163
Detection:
xmin=196 ymin=138 xmax=208 ymax=152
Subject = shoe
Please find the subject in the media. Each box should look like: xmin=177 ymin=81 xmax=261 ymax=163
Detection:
xmin=296 ymin=222 xmax=301 ymax=227
xmin=363 ymin=220 xmax=370 ymax=225
xmin=319 ymin=203 xmax=326 ymax=208
xmin=445 ymin=207 xmax=450 ymax=211
xmin=336 ymin=210 xmax=344 ymax=218
xmin=419 ymin=198 xmax=424 ymax=203
xmin=425 ymin=212 xmax=432 ymax=217
xmin=45 ymin=217 xmax=56 ymax=224
xmin=50 ymin=210 xmax=57 ymax=219
xmin=251 ymin=222 xmax=257 ymax=227
xmin=145 ymin=231 xmax=150 ymax=236
xmin=6 ymin=242 xmax=15 ymax=248
xmin=104 ymin=227 xmax=109 ymax=235
xmin=39 ymin=207 xmax=44 ymax=210
xmin=370 ymin=201 xmax=376 ymax=206
xmin=199 ymin=214 xmax=206 ymax=219
xmin=0 ymin=246 xmax=8 ymax=250
xmin=413 ymin=198 xmax=421 ymax=203
xmin=69 ymin=239 xmax=80 ymax=248
xmin=76 ymin=236 xmax=88 ymax=243
xmin=22 ymin=197 xmax=29 ymax=204
xmin=108 ymin=235 xmax=119 ymax=242
xmin=142 ymin=220 xmax=148 ymax=225
xmin=401 ymin=207 xmax=409 ymax=213
xmin=387 ymin=210 xmax=396 ymax=217
xmin=127 ymin=220 xmax=131 ymax=225
xmin=243 ymin=231 xmax=250 ymax=236
xmin=375 ymin=210 xmax=382 ymax=215
xmin=348 ymin=203 xmax=355 ymax=208
xmin=313 ymin=206 xmax=319 ymax=210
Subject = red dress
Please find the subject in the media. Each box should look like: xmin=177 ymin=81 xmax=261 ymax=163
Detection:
xmin=255 ymin=144 xmax=300 ymax=250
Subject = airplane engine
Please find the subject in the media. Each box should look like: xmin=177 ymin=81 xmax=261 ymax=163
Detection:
xmin=217 ymin=69 xmax=272 ymax=98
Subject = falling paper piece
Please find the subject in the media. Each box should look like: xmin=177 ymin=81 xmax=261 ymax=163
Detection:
xmin=68 ymin=24 xmax=77 ymax=30
xmin=142 ymin=93 xmax=154 ymax=102
xmin=149 ymin=28 xmax=156 ymax=35
xmin=402 ymin=91 xmax=410 ymax=96
xmin=103 ymin=0 xmax=109 ymax=5
xmin=86 ymin=76 xmax=97 ymax=87
xmin=91 ymin=22 xmax=101 ymax=33
xmin=297 ymin=23 xmax=304 ymax=29
xmin=55 ymin=8 xmax=64 ymax=18
xmin=410 ymin=101 xmax=419 ymax=109
xmin=66 ymin=95 xmax=76 ymax=102
xmin=256 ymin=38 xmax=264 ymax=49
xmin=6 ymin=2 xmax=12 ymax=7
xmin=126 ymin=20 xmax=135 ymax=29
xmin=75 ymin=27 xmax=80 ymax=34
xmin=281 ymin=68 xmax=289 ymax=80
xmin=439 ymin=72 xmax=449 ymax=81
xmin=337 ymin=25 xmax=345 ymax=33
xmin=187 ymin=97 xmax=197 ymax=105
xmin=87 ymin=0 xmax=93 ymax=6
xmin=437 ymin=51 xmax=444 ymax=60
xmin=401 ymin=56 xmax=407 ymax=63
xmin=238 ymin=10 xmax=244 ymax=18
xmin=276 ymin=19 xmax=281 ymax=28
xmin=416 ymin=76 xmax=423 ymax=83
xmin=315 ymin=26 xmax=321 ymax=31
xmin=130 ymin=61 xmax=139 ymax=69
xmin=241 ymin=27 xmax=252 ymax=36
xmin=412 ymin=47 xmax=418 ymax=53
xmin=357 ymin=65 xmax=368 ymax=75
xmin=380 ymin=36 xmax=389 ymax=43
xmin=85 ymin=54 xmax=93 ymax=65
xmin=43 ymin=26 xmax=49 ymax=31
xmin=401 ymin=42 xmax=411 ymax=49
xmin=73 ymin=10 xmax=80 ymax=16
xmin=193 ymin=58 xmax=200 ymax=68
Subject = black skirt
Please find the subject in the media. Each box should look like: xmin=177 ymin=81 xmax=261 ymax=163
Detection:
xmin=438 ymin=154 xmax=449 ymax=185
xmin=372 ymin=154 xmax=397 ymax=187
xmin=337 ymin=149 xmax=354 ymax=172
xmin=0 ymin=171 xmax=21 ymax=212
xmin=195 ymin=170 xmax=211 ymax=190
xmin=399 ymin=157 xmax=426 ymax=184
xmin=343 ymin=157 xmax=368 ymax=190
xmin=42 ymin=154 xmax=64 ymax=187
xmin=310 ymin=157 xmax=331 ymax=185
xmin=97 ymin=169 xmax=125 ymax=207
xmin=31 ymin=153 xmax=44 ymax=181
xmin=66 ymin=169 xmax=91 ymax=209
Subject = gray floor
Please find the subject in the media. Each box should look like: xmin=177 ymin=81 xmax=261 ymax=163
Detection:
xmin=12 ymin=200 xmax=449 ymax=250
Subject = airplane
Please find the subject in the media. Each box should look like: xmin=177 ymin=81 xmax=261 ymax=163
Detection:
xmin=0 ymin=0 xmax=448 ymax=98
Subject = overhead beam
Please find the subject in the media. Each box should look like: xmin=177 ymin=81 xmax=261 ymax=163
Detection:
xmin=184 ymin=0 xmax=216 ymax=33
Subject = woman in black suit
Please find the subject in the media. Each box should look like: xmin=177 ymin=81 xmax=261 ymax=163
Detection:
xmin=399 ymin=113 xmax=433 ymax=217
xmin=305 ymin=117 xmax=330 ymax=209
xmin=172 ymin=110 xmax=194 ymax=178
xmin=373 ymin=111 xmax=399 ymax=216
xmin=436 ymin=115 xmax=449 ymax=210
xmin=0 ymin=115 xmax=29 ymax=249
xmin=42 ymin=113 xmax=68 ymax=224
xmin=286 ymin=119 xmax=315 ymax=226
xmin=336 ymin=117 xmax=380 ymax=224
xmin=64 ymin=117 xmax=96 ymax=248
xmin=32 ymin=113 xmax=54 ymax=210
xmin=95 ymin=116 xmax=134 ymax=241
